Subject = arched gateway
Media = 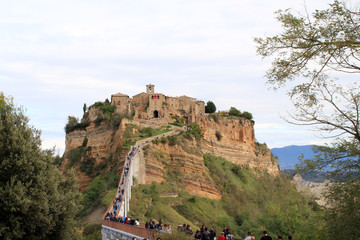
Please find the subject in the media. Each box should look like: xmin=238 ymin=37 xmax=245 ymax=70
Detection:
xmin=153 ymin=110 xmax=159 ymax=118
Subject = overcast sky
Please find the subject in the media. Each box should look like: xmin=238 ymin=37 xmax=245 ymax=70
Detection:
xmin=1 ymin=0 xmax=334 ymax=155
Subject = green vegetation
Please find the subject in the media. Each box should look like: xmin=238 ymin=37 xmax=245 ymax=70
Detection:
xmin=208 ymin=113 xmax=220 ymax=123
xmin=229 ymin=107 xmax=240 ymax=116
xmin=181 ymin=123 xmax=202 ymax=141
xmin=228 ymin=107 xmax=253 ymax=121
xmin=80 ymin=172 xmax=120 ymax=216
xmin=170 ymin=116 xmax=184 ymax=126
xmin=81 ymin=224 xmax=102 ymax=240
xmin=123 ymin=124 xmax=172 ymax=150
xmin=255 ymin=141 xmax=268 ymax=157
xmin=256 ymin=1 xmax=360 ymax=238
xmin=0 ymin=93 xmax=81 ymax=239
xmin=65 ymin=116 xmax=90 ymax=134
xmin=100 ymin=105 xmax=115 ymax=114
xmin=215 ymin=131 xmax=222 ymax=141
xmin=87 ymin=100 xmax=132 ymax=129
xmin=205 ymin=101 xmax=216 ymax=113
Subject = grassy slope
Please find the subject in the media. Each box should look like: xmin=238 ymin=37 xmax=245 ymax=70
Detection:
xmin=126 ymin=146 xmax=324 ymax=240
xmin=79 ymin=131 xmax=325 ymax=240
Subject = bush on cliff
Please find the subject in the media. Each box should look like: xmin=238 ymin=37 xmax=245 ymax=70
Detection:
xmin=65 ymin=116 xmax=90 ymax=134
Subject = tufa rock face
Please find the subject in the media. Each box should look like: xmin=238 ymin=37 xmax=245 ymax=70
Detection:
xmin=63 ymin=115 xmax=279 ymax=194
xmin=142 ymin=139 xmax=222 ymax=200
xmin=62 ymin=119 xmax=131 ymax=190
xmin=200 ymin=117 xmax=279 ymax=176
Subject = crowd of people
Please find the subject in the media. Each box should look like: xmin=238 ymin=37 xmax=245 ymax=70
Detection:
xmin=144 ymin=219 xmax=173 ymax=234
xmin=106 ymin=144 xmax=140 ymax=219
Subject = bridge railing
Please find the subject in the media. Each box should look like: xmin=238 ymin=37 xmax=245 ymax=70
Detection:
xmin=102 ymin=220 xmax=157 ymax=240
xmin=103 ymin=126 xmax=182 ymax=220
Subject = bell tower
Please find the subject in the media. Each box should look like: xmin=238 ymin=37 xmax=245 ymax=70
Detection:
xmin=146 ymin=84 xmax=155 ymax=93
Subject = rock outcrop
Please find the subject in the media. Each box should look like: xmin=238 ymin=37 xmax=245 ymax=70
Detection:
xmin=200 ymin=117 xmax=279 ymax=176
xmin=142 ymin=139 xmax=222 ymax=200
xmin=293 ymin=174 xmax=330 ymax=206
xmin=63 ymin=113 xmax=279 ymax=195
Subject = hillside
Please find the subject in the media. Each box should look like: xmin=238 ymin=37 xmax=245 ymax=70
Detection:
xmin=125 ymin=151 xmax=322 ymax=239
xmin=61 ymin=96 xmax=323 ymax=239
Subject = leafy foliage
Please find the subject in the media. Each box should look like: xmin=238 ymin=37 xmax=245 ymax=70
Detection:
xmin=255 ymin=0 xmax=360 ymax=92
xmin=0 ymin=93 xmax=81 ymax=239
xmin=80 ymin=172 xmax=119 ymax=214
xmin=239 ymin=111 xmax=253 ymax=121
xmin=65 ymin=116 xmax=89 ymax=134
xmin=324 ymin=178 xmax=360 ymax=239
xmin=205 ymin=101 xmax=216 ymax=113
xmin=256 ymin=1 xmax=360 ymax=238
xmin=228 ymin=107 xmax=240 ymax=116
xmin=170 ymin=116 xmax=184 ymax=126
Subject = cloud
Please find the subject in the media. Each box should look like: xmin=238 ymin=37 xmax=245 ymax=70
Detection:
xmin=1 ymin=0 xmax=335 ymax=154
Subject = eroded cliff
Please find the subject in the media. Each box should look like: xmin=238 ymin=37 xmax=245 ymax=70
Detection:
xmin=201 ymin=116 xmax=279 ymax=175
xmin=63 ymin=114 xmax=279 ymax=195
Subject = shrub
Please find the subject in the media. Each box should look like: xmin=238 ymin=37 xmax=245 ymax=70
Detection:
xmin=91 ymin=101 xmax=104 ymax=108
xmin=83 ymin=224 xmax=102 ymax=237
xmin=239 ymin=111 xmax=253 ymax=121
xmin=139 ymin=127 xmax=154 ymax=137
xmin=111 ymin=113 xmax=123 ymax=129
xmin=82 ymin=137 xmax=88 ymax=147
xmin=160 ymin=137 xmax=168 ymax=144
xmin=80 ymin=157 xmax=96 ymax=176
xmin=100 ymin=105 xmax=116 ymax=113
xmin=188 ymin=122 xmax=202 ymax=141
xmin=209 ymin=113 xmax=219 ymax=123
xmin=229 ymin=107 xmax=240 ymax=116
xmin=65 ymin=116 xmax=89 ymax=134
xmin=215 ymin=131 xmax=222 ymax=141
xmin=168 ymin=135 xmax=178 ymax=146
xmin=170 ymin=116 xmax=184 ymax=126
xmin=68 ymin=147 xmax=85 ymax=167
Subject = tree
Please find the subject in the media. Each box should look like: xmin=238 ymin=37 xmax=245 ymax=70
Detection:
xmin=83 ymin=103 xmax=87 ymax=114
xmin=205 ymin=101 xmax=216 ymax=113
xmin=255 ymin=0 xmax=360 ymax=173
xmin=255 ymin=1 xmax=360 ymax=238
xmin=255 ymin=0 xmax=360 ymax=96
xmin=0 ymin=93 xmax=80 ymax=239
xmin=228 ymin=107 xmax=240 ymax=116
xmin=239 ymin=111 xmax=253 ymax=121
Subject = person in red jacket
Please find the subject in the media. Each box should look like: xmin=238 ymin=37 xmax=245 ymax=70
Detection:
xmin=217 ymin=232 xmax=226 ymax=240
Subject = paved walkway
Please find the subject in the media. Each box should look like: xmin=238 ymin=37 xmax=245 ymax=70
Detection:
xmin=103 ymin=124 xmax=183 ymax=221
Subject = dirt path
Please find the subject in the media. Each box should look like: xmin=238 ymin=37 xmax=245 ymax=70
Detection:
xmin=85 ymin=205 xmax=108 ymax=224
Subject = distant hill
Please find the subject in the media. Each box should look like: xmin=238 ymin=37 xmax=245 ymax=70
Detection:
xmin=271 ymin=145 xmax=315 ymax=170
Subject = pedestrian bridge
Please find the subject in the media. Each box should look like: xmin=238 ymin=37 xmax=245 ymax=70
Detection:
xmin=101 ymin=126 xmax=183 ymax=240
xmin=102 ymin=220 xmax=157 ymax=240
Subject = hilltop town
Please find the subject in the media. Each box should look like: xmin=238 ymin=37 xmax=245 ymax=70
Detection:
xmin=111 ymin=84 xmax=205 ymax=124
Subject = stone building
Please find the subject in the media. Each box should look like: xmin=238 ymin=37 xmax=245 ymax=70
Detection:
xmin=111 ymin=84 xmax=205 ymax=124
